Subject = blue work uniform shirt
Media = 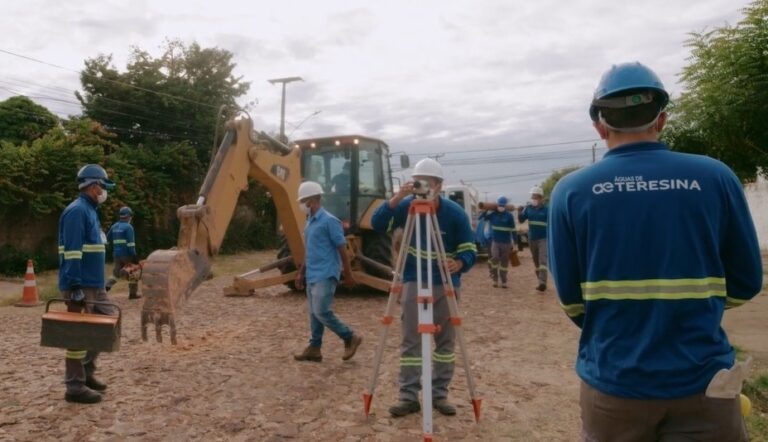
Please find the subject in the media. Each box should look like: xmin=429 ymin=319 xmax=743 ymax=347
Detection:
xmin=304 ymin=207 xmax=346 ymax=284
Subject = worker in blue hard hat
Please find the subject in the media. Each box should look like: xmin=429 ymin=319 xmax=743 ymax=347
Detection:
xmin=57 ymin=164 xmax=118 ymax=404
xmin=549 ymin=62 xmax=761 ymax=441
xmin=107 ymin=206 xmax=141 ymax=299
xmin=479 ymin=195 xmax=516 ymax=288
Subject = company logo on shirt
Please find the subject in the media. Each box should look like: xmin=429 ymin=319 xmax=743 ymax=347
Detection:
xmin=592 ymin=176 xmax=702 ymax=195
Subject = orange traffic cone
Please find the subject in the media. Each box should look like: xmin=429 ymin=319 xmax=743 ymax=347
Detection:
xmin=15 ymin=260 xmax=43 ymax=307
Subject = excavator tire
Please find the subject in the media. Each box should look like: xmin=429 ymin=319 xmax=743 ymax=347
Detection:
xmin=276 ymin=235 xmax=299 ymax=291
xmin=361 ymin=231 xmax=393 ymax=280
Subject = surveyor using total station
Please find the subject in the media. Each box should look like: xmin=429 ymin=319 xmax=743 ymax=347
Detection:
xmin=371 ymin=158 xmax=477 ymax=418
xmin=293 ymin=181 xmax=363 ymax=363
xmin=549 ymin=62 xmax=762 ymax=441
xmin=57 ymin=164 xmax=118 ymax=404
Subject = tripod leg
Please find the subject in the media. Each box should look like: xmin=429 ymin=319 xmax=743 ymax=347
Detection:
xmin=429 ymin=213 xmax=483 ymax=422
xmin=363 ymin=212 xmax=415 ymax=417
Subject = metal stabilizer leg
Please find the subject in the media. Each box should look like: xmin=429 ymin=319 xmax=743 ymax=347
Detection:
xmin=363 ymin=212 xmax=415 ymax=417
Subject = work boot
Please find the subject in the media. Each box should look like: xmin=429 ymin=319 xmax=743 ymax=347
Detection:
xmin=492 ymin=281 xmax=498 ymax=288
xmin=342 ymin=334 xmax=362 ymax=361
xmin=85 ymin=375 xmax=107 ymax=391
xmin=501 ymin=283 xmax=508 ymax=289
xmin=64 ymin=388 xmax=102 ymax=404
xmin=433 ymin=398 xmax=457 ymax=416
xmin=129 ymin=283 xmax=141 ymax=299
xmin=128 ymin=294 xmax=142 ymax=300
xmin=536 ymin=283 xmax=546 ymax=292
xmin=389 ymin=400 xmax=421 ymax=417
xmin=293 ymin=345 xmax=322 ymax=362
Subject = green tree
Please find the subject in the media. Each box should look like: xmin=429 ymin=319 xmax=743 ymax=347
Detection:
xmin=540 ymin=166 xmax=581 ymax=198
xmin=665 ymin=0 xmax=768 ymax=182
xmin=0 ymin=96 xmax=58 ymax=144
xmin=75 ymin=40 xmax=250 ymax=165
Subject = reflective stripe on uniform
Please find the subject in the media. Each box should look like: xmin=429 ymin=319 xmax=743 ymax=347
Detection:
xmin=491 ymin=226 xmax=515 ymax=232
xmin=538 ymin=266 xmax=549 ymax=272
xmin=432 ymin=351 xmax=455 ymax=363
xmin=113 ymin=239 xmax=127 ymax=244
xmin=561 ymin=302 xmax=585 ymax=317
xmin=529 ymin=221 xmax=548 ymax=227
xmin=455 ymin=242 xmax=477 ymax=253
xmin=580 ymin=277 xmax=726 ymax=301
xmin=126 ymin=242 xmax=136 ymax=247
xmin=65 ymin=350 xmax=87 ymax=359
xmin=400 ymin=356 xmax=423 ymax=367
xmin=726 ymin=297 xmax=748 ymax=309
xmin=62 ymin=251 xmax=83 ymax=260
xmin=82 ymin=244 xmax=106 ymax=253
xmin=408 ymin=247 xmax=439 ymax=259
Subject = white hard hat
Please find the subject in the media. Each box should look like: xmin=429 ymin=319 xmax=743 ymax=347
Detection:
xmin=530 ymin=185 xmax=544 ymax=196
xmin=412 ymin=158 xmax=444 ymax=180
xmin=297 ymin=181 xmax=324 ymax=202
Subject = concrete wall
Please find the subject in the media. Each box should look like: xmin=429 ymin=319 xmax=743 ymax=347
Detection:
xmin=745 ymin=174 xmax=768 ymax=251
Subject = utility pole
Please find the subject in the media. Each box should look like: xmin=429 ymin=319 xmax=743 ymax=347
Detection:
xmin=268 ymin=76 xmax=303 ymax=143
xmin=591 ymin=142 xmax=597 ymax=164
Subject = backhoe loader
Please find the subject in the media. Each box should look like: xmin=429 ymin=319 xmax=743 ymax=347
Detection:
xmin=139 ymin=117 xmax=401 ymax=344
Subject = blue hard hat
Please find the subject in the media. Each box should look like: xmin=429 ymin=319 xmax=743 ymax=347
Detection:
xmin=77 ymin=164 xmax=115 ymax=190
xmin=589 ymin=62 xmax=669 ymax=122
xmin=119 ymin=206 xmax=133 ymax=218
xmin=497 ymin=196 xmax=508 ymax=206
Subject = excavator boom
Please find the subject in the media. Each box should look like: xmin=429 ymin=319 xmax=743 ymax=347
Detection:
xmin=140 ymin=118 xmax=305 ymax=343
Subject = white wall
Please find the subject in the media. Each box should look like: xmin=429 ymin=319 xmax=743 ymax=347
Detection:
xmin=745 ymin=174 xmax=768 ymax=251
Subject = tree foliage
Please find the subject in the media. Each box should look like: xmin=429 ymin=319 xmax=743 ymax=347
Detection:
xmin=664 ymin=0 xmax=768 ymax=182
xmin=0 ymin=96 xmax=58 ymax=144
xmin=75 ymin=39 xmax=250 ymax=165
xmin=540 ymin=166 xmax=581 ymax=199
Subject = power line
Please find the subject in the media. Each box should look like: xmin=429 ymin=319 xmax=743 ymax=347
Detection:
xmin=410 ymin=138 xmax=602 ymax=157
xmin=0 ymin=47 xmax=221 ymax=110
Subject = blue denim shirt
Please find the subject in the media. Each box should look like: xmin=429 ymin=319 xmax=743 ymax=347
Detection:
xmin=304 ymin=208 xmax=346 ymax=284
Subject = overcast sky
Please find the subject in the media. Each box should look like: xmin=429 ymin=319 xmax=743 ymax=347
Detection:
xmin=0 ymin=0 xmax=751 ymax=203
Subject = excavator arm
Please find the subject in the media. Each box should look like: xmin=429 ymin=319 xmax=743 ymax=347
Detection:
xmin=140 ymin=118 xmax=306 ymax=344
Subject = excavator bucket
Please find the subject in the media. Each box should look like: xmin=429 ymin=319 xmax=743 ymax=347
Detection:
xmin=140 ymin=249 xmax=210 ymax=344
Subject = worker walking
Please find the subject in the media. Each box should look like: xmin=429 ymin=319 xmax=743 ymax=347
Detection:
xmin=293 ymin=181 xmax=363 ymax=363
xmin=549 ymin=62 xmax=762 ymax=441
xmin=479 ymin=196 xmax=515 ymax=288
xmin=57 ymin=164 xmax=118 ymax=404
xmin=371 ymin=158 xmax=477 ymax=418
xmin=518 ymin=186 xmax=548 ymax=291
xmin=106 ymin=206 xmax=140 ymax=299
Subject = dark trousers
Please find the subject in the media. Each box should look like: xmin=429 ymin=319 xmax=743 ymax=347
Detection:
xmin=62 ymin=288 xmax=116 ymax=394
xmin=580 ymin=381 xmax=748 ymax=442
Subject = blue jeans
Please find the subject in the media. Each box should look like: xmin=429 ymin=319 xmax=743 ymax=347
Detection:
xmin=306 ymin=278 xmax=353 ymax=347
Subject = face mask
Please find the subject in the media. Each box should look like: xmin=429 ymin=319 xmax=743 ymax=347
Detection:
xmin=299 ymin=203 xmax=311 ymax=216
xmin=531 ymin=199 xmax=541 ymax=207
xmin=496 ymin=206 xmax=506 ymax=212
xmin=97 ymin=190 xmax=108 ymax=204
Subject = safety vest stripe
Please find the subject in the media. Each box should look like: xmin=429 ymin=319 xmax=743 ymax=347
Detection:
xmin=726 ymin=297 xmax=747 ymax=309
xmin=113 ymin=239 xmax=127 ymax=244
xmin=58 ymin=246 xmax=64 ymax=252
xmin=491 ymin=226 xmax=515 ymax=232
xmin=63 ymin=251 xmax=83 ymax=260
xmin=432 ymin=352 xmax=455 ymax=362
xmin=455 ymin=242 xmax=477 ymax=253
xmin=82 ymin=244 xmax=106 ymax=252
xmin=581 ymin=277 xmax=725 ymax=289
xmin=65 ymin=350 xmax=88 ymax=359
xmin=582 ymin=278 xmax=726 ymax=301
xmin=529 ymin=221 xmax=548 ymax=227
xmin=561 ymin=302 xmax=585 ymax=317
xmin=408 ymin=247 xmax=439 ymax=259
xmin=400 ymin=356 xmax=423 ymax=366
